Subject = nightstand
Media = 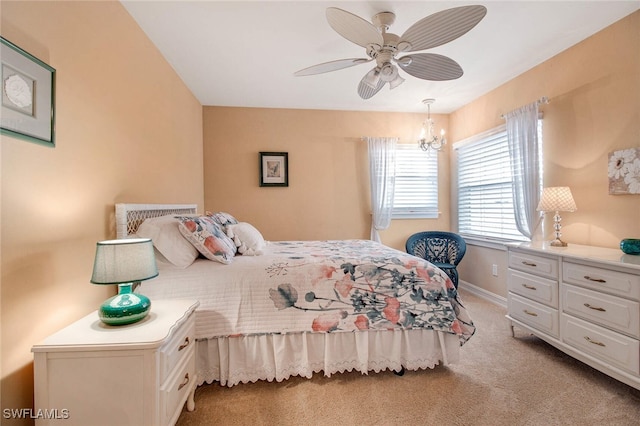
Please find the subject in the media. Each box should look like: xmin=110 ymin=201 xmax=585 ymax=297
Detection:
xmin=32 ymin=299 xmax=199 ymax=425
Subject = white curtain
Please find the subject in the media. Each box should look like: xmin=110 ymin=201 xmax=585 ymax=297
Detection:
xmin=366 ymin=137 xmax=398 ymax=242
xmin=505 ymin=102 xmax=541 ymax=240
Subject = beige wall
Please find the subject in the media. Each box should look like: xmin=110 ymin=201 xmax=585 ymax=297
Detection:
xmin=1 ymin=1 xmax=638 ymax=422
xmin=451 ymin=11 xmax=640 ymax=297
xmin=203 ymin=107 xmax=450 ymax=251
xmin=1 ymin=1 xmax=204 ymax=420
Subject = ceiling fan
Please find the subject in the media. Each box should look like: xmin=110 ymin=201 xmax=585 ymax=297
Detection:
xmin=294 ymin=5 xmax=487 ymax=99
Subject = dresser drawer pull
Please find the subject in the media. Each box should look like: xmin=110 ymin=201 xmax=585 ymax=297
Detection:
xmin=523 ymin=309 xmax=538 ymax=317
xmin=178 ymin=373 xmax=190 ymax=391
xmin=521 ymin=283 xmax=537 ymax=290
xmin=584 ymin=303 xmax=606 ymax=312
xmin=584 ymin=336 xmax=606 ymax=347
xmin=178 ymin=337 xmax=190 ymax=351
xmin=522 ymin=261 xmax=537 ymax=267
xmin=584 ymin=275 xmax=606 ymax=283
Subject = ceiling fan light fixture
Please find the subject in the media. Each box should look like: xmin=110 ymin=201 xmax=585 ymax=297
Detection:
xmin=363 ymin=67 xmax=381 ymax=89
xmin=389 ymin=74 xmax=405 ymax=90
xmin=379 ymin=63 xmax=398 ymax=82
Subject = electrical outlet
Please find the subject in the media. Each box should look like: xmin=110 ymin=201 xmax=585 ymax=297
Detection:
xmin=492 ymin=264 xmax=498 ymax=276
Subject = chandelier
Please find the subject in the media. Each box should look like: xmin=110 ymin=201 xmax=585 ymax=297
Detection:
xmin=418 ymin=98 xmax=446 ymax=152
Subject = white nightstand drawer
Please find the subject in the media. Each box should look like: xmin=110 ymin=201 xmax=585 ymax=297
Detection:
xmin=562 ymin=284 xmax=639 ymax=338
xmin=563 ymin=262 xmax=640 ymax=301
xmin=161 ymin=345 xmax=196 ymax=426
xmin=561 ymin=313 xmax=640 ymax=375
xmin=508 ymin=250 xmax=558 ymax=280
xmin=508 ymin=293 xmax=559 ymax=338
xmin=160 ymin=314 xmax=196 ymax=384
xmin=508 ymin=269 xmax=558 ymax=308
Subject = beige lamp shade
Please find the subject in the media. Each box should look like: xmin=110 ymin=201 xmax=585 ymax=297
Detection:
xmin=91 ymin=238 xmax=158 ymax=285
xmin=536 ymin=187 xmax=577 ymax=212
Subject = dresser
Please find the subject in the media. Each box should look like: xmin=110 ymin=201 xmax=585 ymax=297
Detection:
xmin=32 ymin=299 xmax=199 ymax=425
xmin=506 ymin=242 xmax=640 ymax=390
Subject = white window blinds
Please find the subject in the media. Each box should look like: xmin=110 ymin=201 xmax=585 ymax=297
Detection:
xmin=392 ymin=144 xmax=438 ymax=219
xmin=456 ymin=126 xmax=528 ymax=241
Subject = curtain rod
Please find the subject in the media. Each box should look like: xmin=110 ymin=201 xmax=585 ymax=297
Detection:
xmin=500 ymin=96 xmax=549 ymax=119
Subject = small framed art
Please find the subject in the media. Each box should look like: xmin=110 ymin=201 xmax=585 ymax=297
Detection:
xmin=1 ymin=37 xmax=55 ymax=147
xmin=260 ymin=152 xmax=288 ymax=187
xmin=608 ymin=147 xmax=640 ymax=195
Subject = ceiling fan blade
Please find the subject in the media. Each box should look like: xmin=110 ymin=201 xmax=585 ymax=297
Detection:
xmin=294 ymin=58 xmax=371 ymax=76
xmin=326 ymin=7 xmax=384 ymax=48
xmin=397 ymin=53 xmax=463 ymax=81
xmin=357 ymin=69 xmax=386 ymax=99
xmin=400 ymin=5 xmax=487 ymax=52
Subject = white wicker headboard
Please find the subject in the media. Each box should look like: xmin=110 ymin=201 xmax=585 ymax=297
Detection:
xmin=115 ymin=203 xmax=198 ymax=239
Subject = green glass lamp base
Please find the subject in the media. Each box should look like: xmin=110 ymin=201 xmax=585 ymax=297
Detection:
xmin=99 ymin=283 xmax=151 ymax=326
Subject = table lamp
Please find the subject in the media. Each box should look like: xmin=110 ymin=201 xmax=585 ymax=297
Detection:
xmin=90 ymin=238 xmax=158 ymax=325
xmin=536 ymin=186 xmax=577 ymax=247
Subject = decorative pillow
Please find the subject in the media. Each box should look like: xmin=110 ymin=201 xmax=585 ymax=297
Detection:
xmin=176 ymin=216 xmax=237 ymax=264
xmin=136 ymin=215 xmax=199 ymax=268
xmin=207 ymin=211 xmax=239 ymax=229
xmin=226 ymin=222 xmax=266 ymax=256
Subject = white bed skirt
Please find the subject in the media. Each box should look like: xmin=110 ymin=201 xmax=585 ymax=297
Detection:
xmin=196 ymin=329 xmax=461 ymax=387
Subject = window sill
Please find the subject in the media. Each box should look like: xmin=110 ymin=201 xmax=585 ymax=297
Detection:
xmin=461 ymin=236 xmax=522 ymax=251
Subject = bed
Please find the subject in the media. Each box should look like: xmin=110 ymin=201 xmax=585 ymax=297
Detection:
xmin=116 ymin=203 xmax=475 ymax=388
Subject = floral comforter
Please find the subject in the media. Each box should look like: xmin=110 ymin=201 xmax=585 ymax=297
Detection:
xmin=138 ymin=239 xmax=475 ymax=345
xmin=265 ymin=240 xmax=474 ymax=345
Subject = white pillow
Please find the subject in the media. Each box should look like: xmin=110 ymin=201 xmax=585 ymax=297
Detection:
xmin=137 ymin=215 xmax=199 ymax=268
xmin=226 ymin=222 xmax=266 ymax=256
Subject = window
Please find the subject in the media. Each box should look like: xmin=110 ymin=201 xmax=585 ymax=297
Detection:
xmin=392 ymin=144 xmax=438 ymax=219
xmin=455 ymin=126 xmax=529 ymax=241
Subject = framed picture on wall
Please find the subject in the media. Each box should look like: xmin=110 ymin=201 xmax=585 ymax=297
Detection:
xmin=608 ymin=147 xmax=640 ymax=195
xmin=1 ymin=37 xmax=56 ymax=147
xmin=260 ymin=152 xmax=288 ymax=187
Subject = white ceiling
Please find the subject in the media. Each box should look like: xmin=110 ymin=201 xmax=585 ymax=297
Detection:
xmin=121 ymin=1 xmax=639 ymax=113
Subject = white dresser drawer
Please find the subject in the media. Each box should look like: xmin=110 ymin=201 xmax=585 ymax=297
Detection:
xmin=562 ymin=283 xmax=639 ymax=338
xmin=159 ymin=314 xmax=196 ymax=384
xmin=508 ymin=250 xmax=558 ymax=280
xmin=161 ymin=345 xmax=196 ymax=426
xmin=563 ymin=262 xmax=640 ymax=301
xmin=508 ymin=269 xmax=558 ymax=308
xmin=508 ymin=293 xmax=559 ymax=338
xmin=561 ymin=313 xmax=640 ymax=375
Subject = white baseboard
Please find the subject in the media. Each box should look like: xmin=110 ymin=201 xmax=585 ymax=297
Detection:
xmin=458 ymin=280 xmax=507 ymax=308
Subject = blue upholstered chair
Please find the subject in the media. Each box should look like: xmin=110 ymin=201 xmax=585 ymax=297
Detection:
xmin=405 ymin=231 xmax=467 ymax=289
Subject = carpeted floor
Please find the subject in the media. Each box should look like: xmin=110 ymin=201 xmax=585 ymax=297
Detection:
xmin=176 ymin=290 xmax=640 ymax=426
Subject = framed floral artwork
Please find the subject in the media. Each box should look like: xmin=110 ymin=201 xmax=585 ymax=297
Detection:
xmin=608 ymin=147 xmax=640 ymax=195
xmin=1 ymin=37 xmax=55 ymax=147
xmin=260 ymin=152 xmax=288 ymax=187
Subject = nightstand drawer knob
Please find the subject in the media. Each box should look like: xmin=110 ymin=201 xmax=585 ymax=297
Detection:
xmin=178 ymin=337 xmax=190 ymax=351
xmin=584 ymin=303 xmax=606 ymax=312
xmin=521 ymin=283 xmax=537 ymax=290
xmin=584 ymin=275 xmax=606 ymax=283
xmin=178 ymin=373 xmax=190 ymax=391
xmin=523 ymin=309 xmax=538 ymax=317
xmin=522 ymin=261 xmax=537 ymax=267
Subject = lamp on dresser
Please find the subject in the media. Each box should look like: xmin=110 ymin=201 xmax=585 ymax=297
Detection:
xmin=90 ymin=238 xmax=158 ymax=325
xmin=536 ymin=186 xmax=577 ymax=247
